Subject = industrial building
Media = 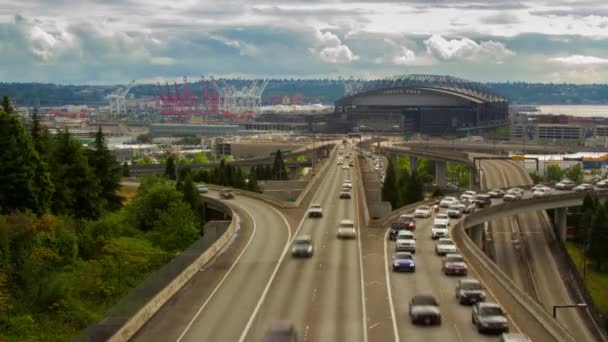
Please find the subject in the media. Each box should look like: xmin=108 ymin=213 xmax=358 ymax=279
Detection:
xmin=510 ymin=113 xmax=608 ymax=146
xmin=331 ymin=74 xmax=508 ymax=135
xmin=149 ymin=123 xmax=245 ymax=137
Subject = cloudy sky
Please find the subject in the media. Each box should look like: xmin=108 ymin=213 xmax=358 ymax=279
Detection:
xmin=2 ymin=0 xmax=608 ymax=84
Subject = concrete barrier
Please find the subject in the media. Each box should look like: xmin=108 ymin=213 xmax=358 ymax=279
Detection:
xmin=107 ymin=197 xmax=235 ymax=342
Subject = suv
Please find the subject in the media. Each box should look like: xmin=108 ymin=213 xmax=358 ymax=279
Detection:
xmin=308 ymin=203 xmax=323 ymax=218
xmin=455 ymin=278 xmax=486 ymax=305
xmin=472 ymin=302 xmax=509 ymax=334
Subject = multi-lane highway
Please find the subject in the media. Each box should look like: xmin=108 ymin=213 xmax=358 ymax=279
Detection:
xmin=481 ymin=159 xmax=599 ymax=342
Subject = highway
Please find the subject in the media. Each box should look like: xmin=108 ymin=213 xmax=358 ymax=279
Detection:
xmin=132 ymin=192 xmax=291 ymax=342
xmin=480 ymin=159 xmax=599 ymax=342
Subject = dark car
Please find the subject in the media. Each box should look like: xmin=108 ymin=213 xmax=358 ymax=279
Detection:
xmin=266 ymin=320 xmax=298 ymax=342
xmin=472 ymin=302 xmax=509 ymax=334
xmin=443 ymin=254 xmax=468 ymax=276
xmin=390 ymin=214 xmax=416 ymax=238
xmin=488 ymin=189 xmax=505 ymax=198
xmin=220 ymin=189 xmax=234 ymax=199
xmin=291 ymin=235 xmax=314 ymax=257
xmin=473 ymin=194 xmax=492 ymax=208
xmin=455 ymin=278 xmax=486 ymax=305
xmin=409 ymin=295 xmax=442 ymax=326
xmin=392 ymin=252 xmax=416 ymax=272
xmin=339 ymin=191 xmax=352 ymax=199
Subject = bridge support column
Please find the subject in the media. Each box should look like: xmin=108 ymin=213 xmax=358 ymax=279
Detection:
xmin=435 ymin=161 xmax=447 ymax=188
xmin=289 ymin=167 xmax=299 ymax=179
xmin=469 ymin=168 xmax=476 ymax=190
xmin=555 ymin=207 xmax=568 ymax=242
xmin=468 ymin=224 xmax=484 ymax=249
xmin=409 ymin=156 xmax=418 ymax=174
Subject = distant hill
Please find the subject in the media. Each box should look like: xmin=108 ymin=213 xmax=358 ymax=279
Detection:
xmin=1 ymin=79 xmax=608 ymax=107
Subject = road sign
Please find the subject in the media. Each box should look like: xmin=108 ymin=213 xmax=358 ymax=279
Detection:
xmin=512 ymin=155 xmax=525 ymax=161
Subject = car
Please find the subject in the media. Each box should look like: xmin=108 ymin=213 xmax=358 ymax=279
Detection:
xmin=397 ymin=230 xmax=415 ymax=240
xmin=392 ymin=252 xmax=416 ymax=272
xmin=443 ymin=253 xmax=468 ymax=276
xmin=555 ymin=179 xmax=576 ymax=190
xmin=460 ymin=193 xmax=475 ymax=202
xmin=596 ymin=179 xmax=608 ymax=188
xmin=409 ymin=295 xmax=442 ymax=326
xmin=342 ymin=165 xmax=349 ymax=170
xmin=266 ymin=320 xmax=298 ymax=342
xmin=291 ymin=234 xmax=314 ymax=257
xmin=440 ymin=196 xmax=458 ymax=208
xmin=339 ymin=191 xmax=352 ymax=199
xmin=531 ymin=184 xmax=550 ymax=192
xmin=532 ymin=187 xmax=552 ymax=198
xmin=574 ymin=183 xmax=594 ymax=192
xmin=220 ymin=189 xmax=234 ymax=199
xmin=396 ymin=236 xmax=416 ymax=254
xmin=308 ymin=203 xmax=323 ymax=218
xmin=447 ymin=205 xmax=463 ymax=218
xmin=195 ymin=184 xmax=209 ymax=193
xmin=414 ymin=205 xmax=432 ymax=218
xmin=461 ymin=200 xmax=477 ymax=214
xmin=434 ymin=213 xmax=450 ymax=226
xmin=337 ymin=219 xmax=357 ymax=239
xmin=349 ymin=162 xmax=354 ymax=167
xmin=431 ymin=223 xmax=449 ymax=240
xmin=472 ymin=302 xmax=509 ymax=334
xmin=455 ymin=278 xmax=486 ymax=305
xmin=507 ymin=187 xmax=523 ymax=196
xmin=436 ymin=238 xmax=457 ymax=256
xmin=503 ymin=193 xmax=519 ymax=201
xmin=342 ymin=180 xmax=353 ymax=189
xmin=337 ymin=160 xmax=343 ymax=165
xmin=463 ymin=190 xmax=477 ymax=197
xmin=488 ymin=189 xmax=505 ymax=198
xmin=390 ymin=214 xmax=416 ymax=234
xmin=473 ymin=194 xmax=492 ymax=208
xmin=499 ymin=333 xmax=532 ymax=342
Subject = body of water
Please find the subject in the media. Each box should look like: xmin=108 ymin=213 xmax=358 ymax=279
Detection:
xmin=533 ymin=105 xmax=608 ymax=117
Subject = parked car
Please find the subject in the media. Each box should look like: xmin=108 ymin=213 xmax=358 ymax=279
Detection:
xmin=440 ymin=196 xmax=458 ymax=208
xmin=443 ymin=253 xmax=468 ymax=276
xmin=220 ymin=189 xmax=234 ymax=199
xmin=392 ymin=252 xmax=416 ymax=272
xmin=473 ymin=194 xmax=492 ymax=208
xmin=196 ymin=184 xmax=209 ymax=193
xmin=307 ymin=203 xmax=323 ymax=218
xmin=409 ymin=295 xmax=442 ymax=326
xmin=266 ymin=320 xmax=298 ymax=342
xmin=555 ymin=179 xmax=577 ymax=190
xmin=574 ymin=183 xmax=594 ymax=192
xmin=455 ymin=278 xmax=486 ymax=305
xmin=414 ymin=205 xmax=432 ymax=218
xmin=291 ymin=235 xmax=314 ymax=257
xmin=391 ymin=214 xmax=416 ymax=233
xmin=431 ymin=223 xmax=449 ymax=240
xmin=435 ymin=238 xmax=457 ymax=256
xmin=472 ymin=302 xmax=509 ymax=334
xmin=488 ymin=189 xmax=505 ymax=198
xmin=337 ymin=220 xmax=357 ymax=239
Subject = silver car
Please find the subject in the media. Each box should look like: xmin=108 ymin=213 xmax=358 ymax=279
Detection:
xmin=337 ymin=220 xmax=357 ymax=239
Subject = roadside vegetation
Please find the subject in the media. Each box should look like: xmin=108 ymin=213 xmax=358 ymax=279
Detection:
xmin=529 ymin=164 xmax=584 ymax=184
xmin=0 ymin=96 xmax=207 ymax=341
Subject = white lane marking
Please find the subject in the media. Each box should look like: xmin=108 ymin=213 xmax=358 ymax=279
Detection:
xmin=354 ymin=164 xmax=369 ymax=342
xmin=383 ymin=228 xmax=400 ymax=342
xmin=453 ymin=323 xmax=463 ymax=342
xmin=176 ymin=212 xmax=255 ymax=342
xmin=237 ymin=200 xmax=309 ymax=342
xmin=369 ymin=322 xmax=381 ymax=330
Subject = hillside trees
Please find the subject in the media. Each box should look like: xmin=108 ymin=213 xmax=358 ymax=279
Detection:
xmin=89 ymin=127 xmax=123 ymax=211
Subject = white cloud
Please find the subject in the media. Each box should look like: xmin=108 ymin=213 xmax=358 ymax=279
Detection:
xmin=424 ymin=34 xmax=514 ymax=62
xmin=392 ymin=47 xmax=416 ymax=65
xmin=311 ymin=29 xmax=359 ymax=63
xmin=550 ymin=55 xmax=608 ymax=65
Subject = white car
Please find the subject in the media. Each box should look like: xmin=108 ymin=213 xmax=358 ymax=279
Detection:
xmin=434 ymin=213 xmax=451 ymax=226
xmin=463 ymin=190 xmax=477 ymax=197
xmin=531 ymin=184 xmax=550 ymax=192
xmin=532 ymin=187 xmax=552 ymax=198
xmin=337 ymin=220 xmax=357 ymax=239
xmin=415 ymin=205 xmax=432 ymax=218
xmin=460 ymin=194 xmax=475 ymax=202
xmin=308 ymin=203 xmax=323 ymax=218
xmin=343 ymin=180 xmax=353 ymax=189
xmin=503 ymin=193 xmax=519 ymax=201
xmin=342 ymin=165 xmax=349 ymax=170
xmin=431 ymin=223 xmax=449 ymax=240
xmin=440 ymin=197 xmax=458 ymax=208
xmin=195 ymin=184 xmax=209 ymax=193
xmin=555 ymin=180 xmax=576 ymax=190
xmin=397 ymin=230 xmax=416 ymax=240
xmin=447 ymin=206 xmax=463 ymax=218
xmin=436 ymin=238 xmax=457 ymax=256
xmin=396 ymin=237 xmax=417 ymax=254
xmin=574 ymin=183 xmax=594 ymax=192
xmin=596 ymin=179 xmax=608 ymax=188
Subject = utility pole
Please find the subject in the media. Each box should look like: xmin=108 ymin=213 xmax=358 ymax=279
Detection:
xmin=312 ymin=135 xmax=316 ymax=176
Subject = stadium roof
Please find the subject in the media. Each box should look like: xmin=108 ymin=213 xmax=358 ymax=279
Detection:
xmin=342 ymin=74 xmax=506 ymax=103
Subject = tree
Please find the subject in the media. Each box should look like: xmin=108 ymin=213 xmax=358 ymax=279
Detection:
xmin=247 ymin=170 xmax=261 ymax=193
xmin=122 ymin=162 xmax=130 ymax=177
xmin=128 ymin=179 xmax=186 ymax=232
xmin=416 ymin=158 xmax=435 ymax=184
xmin=529 ymin=172 xmax=542 ymax=184
xmin=272 ymin=150 xmax=288 ymax=180
xmin=148 ymin=201 xmax=199 ymax=252
xmin=396 ymin=167 xmax=410 ymax=207
xmin=566 ymin=164 xmax=584 ymax=184
xmin=192 ymin=151 xmax=209 ymax=164
xmin=1 ymin=95 xmax=13 ymax=113
xmin=0 ymin=108 xmax=54 ymax=214
xmin=403 ymin=170 xmax=424 ymax=205
xmin=381 ymin=159 xmax=399 ymax=209
xmin=588 ymin=205 xmax=608 ymax=270
xmin=165 ymin=155 xmax=176 ymax=180
xmin=577 ymin=209 xmax=594 ymax=245
xmin=88 ymin=127 xmax=123 ymax=211
xmin=546 ymin=164 xmax=565 ymax=183
xmin=50 ymin=130 xmax=102 ymax=219
xmin=181 ymin=174 xmax=206 ymax=230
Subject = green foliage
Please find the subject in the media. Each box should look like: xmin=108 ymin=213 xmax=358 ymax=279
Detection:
xmin=122 ymin=162 xmax=130 ymax=177
xmin=178 ymin=136 xmax=201 ymax=145
xmin=588 ymin=205 xmax=608 ymax=270
xmin=0 ymin=109 xmax=54 ymax=214
xmin=165 ymin=155 xmax=176 ymax=180
xmin=50 ymin=131 xmax=102 ymax=219
xmin=128 ymin=179 xmax=185 ymax=232
xmin=566 ymin=164 xmax=584 ymax=184
xmin=272 ymin=150 xmax=288 ymax=180
xmin=416 ymin=158 xmax=435 ymax=184
xmin=546 ymin=164 xmax=565 ymax=183
xmin=381 ymin=159 xmax=399 ymax=209
xmin=396 ymin=156 xmax=410 ymax=171
xmin=88 ymin=128 xmax=123 ymax=211
xmin=403 ymin=170 xmax=424 ymax=205
xmin=192 ymin=151 xmax=209 ymax=164
xmin=247 ymin=171 xmax=261 ymax=193
xmin=529 ymin=172 xmax=542 ymax=184
xmin=181 ymin=174 xmax=206 ymax=231
xmin=447 ymin=162 xmax=470 ymax=188
xmin=135 ymin=134 xmax=152 ymax=143
xmin=1 ymin=95 xmax=13 ymax=113
xmin=137 ymin=155 xmax=153 ymax=165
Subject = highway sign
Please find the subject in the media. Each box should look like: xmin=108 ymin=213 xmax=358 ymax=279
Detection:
xmin=512 ymin=155 xmax=525 ymax=161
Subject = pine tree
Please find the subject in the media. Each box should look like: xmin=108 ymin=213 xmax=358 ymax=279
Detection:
xmin=247 ymin=170 xmax=261 ymax=192
xmin=381 ymin=159 xmax=399 ymax=209
xmin=165 ymin=155 xmax=176 ymax=180
xmin=50 ymin=130 xmax=102 ymax=219
xmin=397 ymin=167 xmax=410 ymax=207
xmin=1 ymin=96 xmax=13 ymax=113
xmin=88 ymin=127 xmax=123 ymax=211
xmin=404 ymin=170 xmax=424 ymax=205
xmin=122 ymin=162 xmax=130 ymax=177
xmin=181 ymin=174 xmax=206 ymax=231
xmin=272 ymin=150 xmax=287 ymax=180
xmin=588 ymin=205 xmax=608 ymax=270
xmin=0 ymin=108 xmax=54 ymax=214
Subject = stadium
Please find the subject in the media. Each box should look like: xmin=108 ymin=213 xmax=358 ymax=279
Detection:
xmin=330 ymin=74 xmax=508 ymax=135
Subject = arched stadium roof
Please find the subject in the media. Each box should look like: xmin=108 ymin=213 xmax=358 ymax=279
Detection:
xmin=343 ymin=74 xmax=506 ymax=103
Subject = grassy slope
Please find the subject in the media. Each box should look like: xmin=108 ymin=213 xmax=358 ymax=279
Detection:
xmin=565 ymin=242 xmax=608 ymax=313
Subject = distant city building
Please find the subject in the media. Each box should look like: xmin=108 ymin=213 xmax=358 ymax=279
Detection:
xmin=149 ymin=123 xmax=245 ymax=136
xmin=510 ymin=113 xmax=608 ymax=146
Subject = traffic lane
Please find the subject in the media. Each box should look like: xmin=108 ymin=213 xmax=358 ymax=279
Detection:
xmin=518 ymin=211 xmax=598 ymax=342
xmin=136 ymin=194 xmax=290 ymax=342
xmin=245 ymin=153 xmax=365 ymax=342
xmin=387 ymin=214 xmax=503 ymax=342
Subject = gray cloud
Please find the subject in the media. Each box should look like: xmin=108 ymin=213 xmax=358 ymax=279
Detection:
xmin=480 ymin=13 xmax=521 ymax=25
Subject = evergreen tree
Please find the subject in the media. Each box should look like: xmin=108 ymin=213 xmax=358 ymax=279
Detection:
xmin=577 ymin=209 xmax=593 ymax=245
xmin=264 ymin=165 xmax=273 ymax=180
xmin=181 ymin=174 xmax=206 ymax=231
xmin=404 ymin=170 xmax=424 ymax=205
xmin=397 ymin=167 xmax=410 ymax=207
xmin=588 ymin=205 xmax=608 ymax=270
xmin=50 ymin=130 xmax=102 ymax=219
xmin=272 ymin=150 xmax=287 ymax=180
xmin=122 ymin=162 xmax=130 ymax=177
xmin=1 ymin=95 xmax=13 ymax=113
xmin=381 ymin=159 xmax=399 ymax=209
xmin=247 ymin=170 xmax=261 ymax=193
xmin=165 ymin=155 xmax=176 ymax=180
xmin=233 ymin=167 xmax=245 ymax=189
xmin=0 ymin=108 xmax=54 ymax=214
xmin=88 ymin=127 xmax=123 ymax=211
